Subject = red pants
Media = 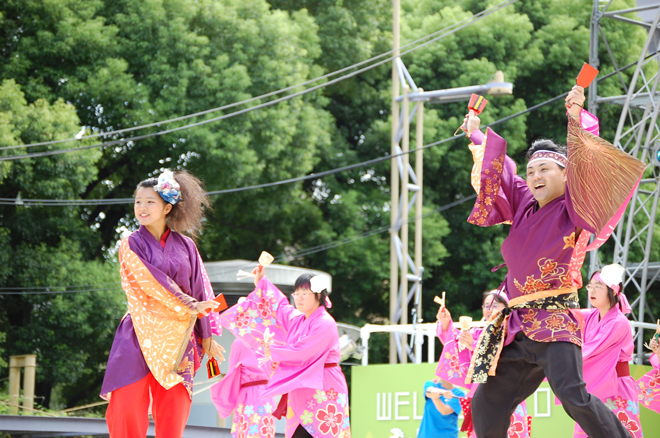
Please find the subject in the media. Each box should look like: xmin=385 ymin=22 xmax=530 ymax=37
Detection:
xmin=106 ymin=373 xmax=191 ymax=438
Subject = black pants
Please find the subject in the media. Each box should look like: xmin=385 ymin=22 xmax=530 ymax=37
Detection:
xmin=472 ymin=332 xmax=631 ymax=438
xmin=292 ymin=425 xmax=313 ymax=438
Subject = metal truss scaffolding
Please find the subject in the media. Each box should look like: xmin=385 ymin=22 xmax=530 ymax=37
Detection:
xmin=387 ymin=0 xmax=513 ymax=364
xmin=389 ymin=54 xmax=425 ymax=364
xmin=589 ymin=0 xmax=660 ymax=363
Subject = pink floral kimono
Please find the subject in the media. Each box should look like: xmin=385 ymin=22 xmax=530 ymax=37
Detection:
xmin=220 ymin=277 xmax=351 ymax=438
xmin=637 ymin=352 xmax=660 ymax=414
xmin=210 ymin=339 xmax=277 ymax=438
xmin=576 ymin=307 xmax=642 ymax=437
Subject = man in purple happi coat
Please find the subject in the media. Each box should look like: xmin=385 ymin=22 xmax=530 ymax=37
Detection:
xmin=461 ymin=85 xmax=644 ymax=438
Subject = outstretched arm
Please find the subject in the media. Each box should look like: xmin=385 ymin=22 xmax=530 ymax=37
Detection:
xmin=564 ymin=87 xmax=645 ymax=250
xmin=650 ymin=338 xmax=660 ymax=369
xmin=436 ymin=307 xmax=454 ymax=344
xmin=463 ymin=112 xmax=532 ymax=226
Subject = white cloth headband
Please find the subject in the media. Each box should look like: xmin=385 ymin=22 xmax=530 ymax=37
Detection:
xmin=527 ymin=150 xmax=567 ymax=168
xmin=599 ymin=264 xmax=625 ymax=292
xmin=309 ymin=275 xmax=330 ymax=294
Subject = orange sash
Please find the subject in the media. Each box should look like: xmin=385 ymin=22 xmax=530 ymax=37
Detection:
xmin=119 ymin=238 xmax=197 ymax=390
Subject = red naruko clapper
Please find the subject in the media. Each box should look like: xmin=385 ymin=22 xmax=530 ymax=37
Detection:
xmin=576 ymin=63 xmax=599 ymax=88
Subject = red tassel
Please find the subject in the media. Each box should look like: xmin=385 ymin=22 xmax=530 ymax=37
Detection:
xmin=460 ymin=397 xmax=474 ymax=433
xmin=272 ymin=393 xmax=288 ymax=420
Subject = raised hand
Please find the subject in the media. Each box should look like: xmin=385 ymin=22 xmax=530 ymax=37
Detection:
xmin=437 ymin=306 xmax=452 ymax=332
xmin=650 ymin=337 xmax=659 ymax=354
xmin=253 ymin=265 xmax=265 ymax=286
xmin=458 ymin=330 xmax=474 ymax=351
xmin=565 ymin=85 xmax=586 ymax=118
xmin=464 ymin=110 xmax=481 ymax=136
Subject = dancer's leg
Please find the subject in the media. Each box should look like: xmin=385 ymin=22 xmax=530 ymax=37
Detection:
xmin=539 ymin=341 xmax=631 ymax=438
xmin=106 ymin=374 xmax=151 ymax=438
xmin=151 ymin=377 xmax=192 ymax=438
xmin=472 ymin=333 xmax=545 ymax=438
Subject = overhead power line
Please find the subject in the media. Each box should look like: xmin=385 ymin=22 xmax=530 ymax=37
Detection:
xmin=0 ymin=0 xmax=518 ymax=162
xmin=0 ymin=27 xmax=650 ymax=207
xmin=0 ymin=0 xmax=518 ymax=153
xmin=0 ymin=282 xmax=118 ymax=291
xmin=0 ymin=286 xmax=123 ymax=296
xmin=0 ymin=128 xmax=466 ymax=206
xmin=0 ymin=95 xmax=550 ymax=206
xmin=0 ymin=193 xmax=476 ymax=295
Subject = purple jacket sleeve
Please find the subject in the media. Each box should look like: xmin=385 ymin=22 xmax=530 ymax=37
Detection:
xmin=188 ymin=241 xmax=212 ymax=339
xmin=466 ymin=128 xmax=533 ymax=226
xmin=127 ymin=234 xmax=197 ymax=311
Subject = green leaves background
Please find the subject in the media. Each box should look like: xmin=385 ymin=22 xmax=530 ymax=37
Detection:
xmin=0 ymin=0 xmax=655 ymax=409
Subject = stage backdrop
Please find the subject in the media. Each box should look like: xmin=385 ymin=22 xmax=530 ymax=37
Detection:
xmin=351 ymin=362 xmax=659 ymax=438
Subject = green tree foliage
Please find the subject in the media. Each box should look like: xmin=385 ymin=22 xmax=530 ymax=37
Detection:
xmin=0 ymin=0 xmax=656 ymax=409
xmin=0 ymin=78 xmax=123 ymax=407
xmin=264 ymin=0 xmax=655 ymax=338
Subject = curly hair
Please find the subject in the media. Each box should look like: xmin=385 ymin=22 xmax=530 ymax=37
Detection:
xmin=136 ymin=170 xmax=211 ymax=238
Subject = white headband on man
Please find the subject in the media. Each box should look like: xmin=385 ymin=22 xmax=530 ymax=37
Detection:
xmin=527 ymin=150 xmax=568 ymax=168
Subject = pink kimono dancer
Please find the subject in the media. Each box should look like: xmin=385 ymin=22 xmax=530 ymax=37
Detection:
xmin=210 ymin=339 xmax=278 ymax=438
xmin=435 ymin=320 xmax=532 ymax=438
xmin=573 ymin=308 xmax=642 ymax=438
xmin=220 ymin=277 xmax=351 ymax=438
xmin=638 ymin=353 xmax=660 ymax=414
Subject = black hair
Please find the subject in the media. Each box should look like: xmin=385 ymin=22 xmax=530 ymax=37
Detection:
xmin=525 ymin=139 xmax=568 ymax=163
xmin=590 ymin=270 xmax=623 ymax=310
xmin=294 ymin=273 xmax=328 ymax=307
xmin=482 ymin=290 xmax=508 ymax=307
xmin=135 ymin=170 xmax=211 ymax=238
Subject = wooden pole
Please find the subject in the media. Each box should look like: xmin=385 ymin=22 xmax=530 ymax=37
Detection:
xmin=8 ymin=357 xmax=20 ymax=415
xmin=8 ymin=354 xmax=37 ymax=415
xmin=22 ymin=356 xmax=36 ymax=415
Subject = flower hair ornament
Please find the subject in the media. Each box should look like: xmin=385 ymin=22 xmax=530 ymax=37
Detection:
xmin=593 ymin=264 xmax=632 ymax=314
xmin=310 ymin=275 xmax=332 ymax=308
xmin=154 ymin=170 xmax=181 ymax=205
